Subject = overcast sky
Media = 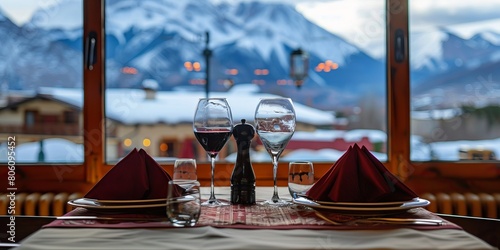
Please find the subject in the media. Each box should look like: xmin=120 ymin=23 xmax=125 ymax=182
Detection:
xmin=3 ymin=0 xmax=500 ymax=28
xmin=1 ymin=0 xmax=499 ymax=57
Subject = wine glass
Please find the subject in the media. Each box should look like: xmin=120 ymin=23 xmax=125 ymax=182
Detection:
xmin=166 ymin=180 xmax=201 ymax=227
xmin=254 ymin=98 xmax=296 ymax=206
xmin=173 ymin=159 xmax=197 ymax=181
xmin=288 ymin=161 xmax=314 ymax=198
xmin=193 ymin=98 xmax=233 ymax=206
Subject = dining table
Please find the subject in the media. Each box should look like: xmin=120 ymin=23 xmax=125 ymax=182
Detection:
xmin=9 ymin=187 xmax=496 ymax=250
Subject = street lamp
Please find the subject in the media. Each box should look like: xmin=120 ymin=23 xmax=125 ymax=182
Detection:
xmin=203 ymin=31 xmax=211 ymax=98
xmin=290 ymin=48 xmax=309 ymax=89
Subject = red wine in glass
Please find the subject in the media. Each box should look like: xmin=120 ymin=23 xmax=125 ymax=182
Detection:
xmin=194 ymin=129 xmax=232 ymax=157
xmin=193 ymin=98 xmax=233 ymax=207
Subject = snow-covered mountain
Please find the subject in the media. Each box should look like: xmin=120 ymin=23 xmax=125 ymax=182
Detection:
xmin=409 ymin=19 xmax=500 ymax=108
xmin=410 ymin=19 xmax=500 ymax=90
xmin=0 ymin=1 xmax=82 ymax=91
xmin=1 ymin=0 xmax=500 ymax=110
xmin=0 ymin=0 xmax=385 ymax=110
xmin=101 ymin=0 xmax=386 ymax=108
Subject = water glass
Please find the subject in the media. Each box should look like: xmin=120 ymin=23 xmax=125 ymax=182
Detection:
xmin=166 ymin=180 xmax=201 ymax=227
xmin=173 ymin=158 xmax=197 ymax=181
xmin=288 ymin=161 xmax=314 ymax=198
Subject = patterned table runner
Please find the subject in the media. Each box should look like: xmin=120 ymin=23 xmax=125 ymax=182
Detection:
xmin=44 ymin=203 xmax=461 ymax=230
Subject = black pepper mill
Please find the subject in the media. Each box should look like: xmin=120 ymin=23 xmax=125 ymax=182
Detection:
xmin=230 ymin=119 xmax=256 ymax=205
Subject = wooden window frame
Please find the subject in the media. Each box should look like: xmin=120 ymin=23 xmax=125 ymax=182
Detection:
xmin=1 ymin=0 xmax=498 ymax=194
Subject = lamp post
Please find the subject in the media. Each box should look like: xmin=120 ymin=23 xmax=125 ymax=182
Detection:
xmin=203 ymin=31 xmax=211 ymax=98
xmin=290 ymin=48 xmax=309 ymax=89
xmin=37 ymin=140 xmax=45 ymax=162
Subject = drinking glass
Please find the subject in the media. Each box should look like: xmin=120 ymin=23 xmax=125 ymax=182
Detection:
xmin=166 ymin=180 xmax=201 ymax=227
xmin=254 ymin=98 xmax=296 ymax=206
xmin=193 ymin=98 xmax=233 ymax=206
xmin=173 ymin=158 xmax=197 ymax=181
xmin=288 ymin=161 xmax=314 ymax=198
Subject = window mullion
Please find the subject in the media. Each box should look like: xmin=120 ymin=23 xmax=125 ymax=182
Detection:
xmin=83 ymin=0 xmax=105 ymax=183
xmin=387 ymin=0 xmax=410 ymax=178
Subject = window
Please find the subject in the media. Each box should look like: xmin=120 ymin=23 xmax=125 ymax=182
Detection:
xmin=158 ymin=139 xmax=176 ymax=158
xmin=409 ymin=0 xmax=500 ymax=162
xmin=24 ymin=110 xmax=38 ymax=127
xmin=0 ymin=0 xmax=497 ymax=192
xmin=0 ymin=0 xmax=84 ymax=164
xmin=104 ymin=0 xmax=387 ymax=163
xmin=63 ymin=110 xmax=79 ymax=124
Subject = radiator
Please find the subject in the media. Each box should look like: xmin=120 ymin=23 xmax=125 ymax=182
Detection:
xmin=421 ymin=192 xmax=500 ymax=219
xmin=0 ymin=192 xmax=82 ymax=216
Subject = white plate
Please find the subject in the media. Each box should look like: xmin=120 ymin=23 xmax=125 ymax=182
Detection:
xmin=293 ymin=197 xmax=430 ymax=216
xmin=83 ymin=198 xmax=167 ymax=205
xmin=314 ymin=198 xmax=420 ymax=207
xmin=68 ymin=198 xmax=167 ymax=210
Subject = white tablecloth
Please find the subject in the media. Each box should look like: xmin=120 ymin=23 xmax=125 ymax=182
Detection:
xmin=14 ymin=227 xmax=495 ymax=250
xmin=13 ymin=187 xmax=496 ymax=250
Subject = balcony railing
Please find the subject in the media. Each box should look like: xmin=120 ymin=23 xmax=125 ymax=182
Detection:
xmin=0 ymin=124 xmax=81 ymax=136
xmin=0 ymin=124 xmax=118 ymax=137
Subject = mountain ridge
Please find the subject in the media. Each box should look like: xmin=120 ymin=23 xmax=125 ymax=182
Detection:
xmin=1 ymin=0 xmax=499 ymax=110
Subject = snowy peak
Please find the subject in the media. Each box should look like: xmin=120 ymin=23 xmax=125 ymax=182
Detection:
xmin=3 ymin=0 xmax=500 ymax=109
xmin=411 ymin=18 xmax=500 ymax=73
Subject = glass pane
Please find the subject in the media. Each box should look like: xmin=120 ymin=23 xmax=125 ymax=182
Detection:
xmin=104 ymin=0 xmax=386 ymax=163
xmin=0 ymin=1 xmax=84 ymax=163
xmin=409 ymin=0 xmax=500 ymax=161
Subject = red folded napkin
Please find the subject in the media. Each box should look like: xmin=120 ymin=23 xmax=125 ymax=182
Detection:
xmin=85 ymin=148 xmax=173 ymax=200
xmin=307 ymin=144 xmax=417 ymax=202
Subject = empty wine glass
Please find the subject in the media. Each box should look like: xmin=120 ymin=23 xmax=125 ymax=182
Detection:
xmin=193 ymin=98 xmax=233 ymax=206
xmin=254 ymin=98 xmax=296 ymax=206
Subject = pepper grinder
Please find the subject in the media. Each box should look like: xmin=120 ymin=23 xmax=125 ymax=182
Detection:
xmin=230 ymin=119 xmax=256 ymax=205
